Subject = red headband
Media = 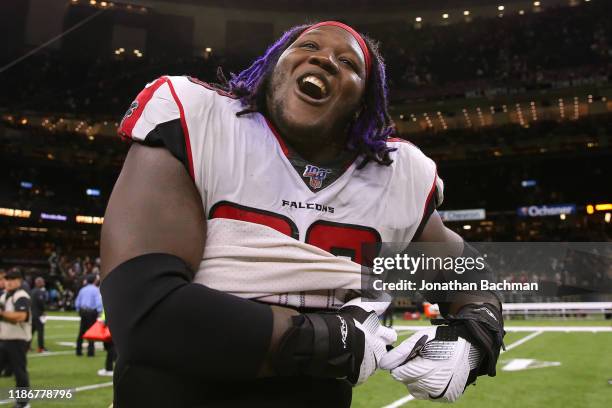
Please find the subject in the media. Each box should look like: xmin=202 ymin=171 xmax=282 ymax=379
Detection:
xmin=299 ymin=21 xmax=372 ymax=79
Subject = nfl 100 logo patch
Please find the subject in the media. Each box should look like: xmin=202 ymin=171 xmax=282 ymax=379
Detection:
xmin=303 ymin=164 xmax=332 ymax=189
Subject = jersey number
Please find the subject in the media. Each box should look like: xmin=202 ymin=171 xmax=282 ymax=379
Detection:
xmin=209 ymin=201 xmax=381 ymax=266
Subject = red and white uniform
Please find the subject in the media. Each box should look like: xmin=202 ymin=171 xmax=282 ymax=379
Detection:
xmin=119 ymin=76 xmax=443 ymax=309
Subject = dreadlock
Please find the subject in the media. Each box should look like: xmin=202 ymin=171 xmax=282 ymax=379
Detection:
xmin=218 ymin=23 xmax=396 ymax=168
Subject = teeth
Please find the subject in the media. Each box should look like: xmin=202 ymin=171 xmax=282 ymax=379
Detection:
xmin=302 ymin=75 xmax=327 ymax=96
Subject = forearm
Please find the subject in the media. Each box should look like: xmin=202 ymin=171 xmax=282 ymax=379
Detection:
xmin=1 ymin=311 xmax=27 ymax=323
xmin=101 ymin=253 xmax=298 ymax=379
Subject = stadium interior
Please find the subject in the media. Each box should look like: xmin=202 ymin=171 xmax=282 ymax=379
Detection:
xmin=0 ymin=0 xmax=610 ymax=406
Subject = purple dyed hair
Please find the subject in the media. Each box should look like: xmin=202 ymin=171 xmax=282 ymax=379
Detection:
xmin=218 ymin=23 xmax=396 ymax=168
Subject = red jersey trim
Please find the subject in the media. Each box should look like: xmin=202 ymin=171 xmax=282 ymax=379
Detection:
xmin=264 ymin=117 xmax=289 ymax=156
xmin=118 ymin=77 xmax=167 ymax=140
xmin=165 ymin=78 xmax=195 ymax=180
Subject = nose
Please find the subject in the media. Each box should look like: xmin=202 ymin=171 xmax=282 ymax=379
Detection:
xmin=308 ymin=51 xmax=339 ymax=75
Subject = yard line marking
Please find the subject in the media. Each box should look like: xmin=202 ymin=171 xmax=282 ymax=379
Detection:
xmin=381 ymin=330 xmax=545 ymax=408
xmin=502 ymin=331 xmax=542 ymax=353
xmin=29 ymin=351 xmax=74 ymax=358
xmin=74 ymin=382 xmax=113 ymax=392
xmin=0 ymin=382 xmax=113 ymax=405
xmin=381 ymin=395 xmax=415 ymax=408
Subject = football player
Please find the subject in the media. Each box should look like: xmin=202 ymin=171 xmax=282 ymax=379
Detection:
xmin=100 ymin=21 xmax=504 ymax=407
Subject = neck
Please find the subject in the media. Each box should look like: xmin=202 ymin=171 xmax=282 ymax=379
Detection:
xmin=272 ymin=119 xmax=350 ymax=164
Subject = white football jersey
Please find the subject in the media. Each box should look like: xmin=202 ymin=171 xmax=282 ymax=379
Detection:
xmin=119 ymin=75 xmax=443 ymax=309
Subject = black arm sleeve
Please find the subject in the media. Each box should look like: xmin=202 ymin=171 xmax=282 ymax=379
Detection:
xmin=100 ymin=253 xmax=273 ymax=379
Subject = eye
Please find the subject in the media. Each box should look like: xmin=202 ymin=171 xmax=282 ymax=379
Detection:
xmin=301 ymin=42 xmax=318 ymax=50
xmin=340 ymin=57 xmax=356 ymax=70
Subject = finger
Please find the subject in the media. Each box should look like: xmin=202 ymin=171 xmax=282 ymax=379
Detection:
xmin=343 ymin=297 xmax=391 ymax=316
xmin=380 ymin=333 xmax=428 ymax=370
xmin=378 ymin=326 xmax=398 ymax=345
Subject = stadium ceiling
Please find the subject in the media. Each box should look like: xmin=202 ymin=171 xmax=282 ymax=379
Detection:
xmin=130 ymin=0 xmax=533 ymax=12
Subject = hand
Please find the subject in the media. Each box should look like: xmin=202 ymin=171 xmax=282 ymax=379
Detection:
xmin=380 ymin=326 xmax=479 ymax=402
xmin=339 ymin=297 xmax=398 ymax=384
xmin=380 ymin=303 xmax=504 ymax=402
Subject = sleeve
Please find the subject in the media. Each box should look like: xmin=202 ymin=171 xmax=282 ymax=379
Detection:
xmin=14 ymin=297 xmax=30 ymax=313
xmin=96 ymin=291 xmax=103 ymax=313
xmin=118 ymin=76 xmax=192 ymax=177
xmin=412 ymin=162 xmax=444 ymax=241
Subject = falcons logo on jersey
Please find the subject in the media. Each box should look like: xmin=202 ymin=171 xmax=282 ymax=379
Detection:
xmin=303 ymin=164 xmax=331 ymax=189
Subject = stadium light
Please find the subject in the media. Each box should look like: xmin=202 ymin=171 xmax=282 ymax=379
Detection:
xmin=0 ymin=208 xmax=31 ymax=218
xmin=76 ymin=215 xmax=104 ymax=224
xmin=442 ymin=13 xmax=449 ymax=19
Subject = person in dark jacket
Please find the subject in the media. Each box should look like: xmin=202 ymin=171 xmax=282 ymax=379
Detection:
xmin=30 ymin=277 xmax=48 ymax=352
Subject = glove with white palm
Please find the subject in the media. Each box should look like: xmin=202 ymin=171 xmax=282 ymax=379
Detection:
xmin=380 ymin=303 xmax=504 ymax=402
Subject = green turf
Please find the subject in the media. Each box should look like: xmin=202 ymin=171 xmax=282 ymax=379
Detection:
xmin=0 ymin=316 xmax=113 ymax=407
xmin=1 ymin=314 xmax=609 ymax=407
xmin=354 ymin=328 xmax=612 ymax=408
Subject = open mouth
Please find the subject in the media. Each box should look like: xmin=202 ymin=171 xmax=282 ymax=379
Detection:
xmin=297 ymin=74 xmax=329 ymax=100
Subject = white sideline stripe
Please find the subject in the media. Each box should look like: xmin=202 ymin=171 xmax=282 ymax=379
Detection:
xmin=394 ymin=325 xmax=612 ymax=333
xmin=46 ymin=316 xmax=80 ymax=321
xmin=57 ymin=341 xmax=105 ymax=350
xmin=0 ymin=382 xmax=113 ymax=405
xmin=381 ymin=330 xmax=545 ymax=408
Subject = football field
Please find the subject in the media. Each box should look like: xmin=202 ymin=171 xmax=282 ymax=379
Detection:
xmin=0 ymin=314 xmax=610 ymax=407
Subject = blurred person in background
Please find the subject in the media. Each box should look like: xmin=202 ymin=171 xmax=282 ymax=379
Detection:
xmin=0 ymin=269 xmax=12 ymax=377
xmin=0 ymin=269 xmax=32 ymax=408
xmin=0 ymin=269 xmax=6 ymax=297
xmin=30 ymin=277 xmax=48 ymax=353
xmin=97 ymin=308 xmax=116 ymax=377
xmin=75 ymin=274 xmax=102 ymax=357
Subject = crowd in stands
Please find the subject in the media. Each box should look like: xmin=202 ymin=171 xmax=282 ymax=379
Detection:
xmin=0 ymin=252 xmax=100 ymax=312
xmin=375 ymin=1 xmax=612 ymax=99
xmin=0 ymin=2 xmax=610 ymax=115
